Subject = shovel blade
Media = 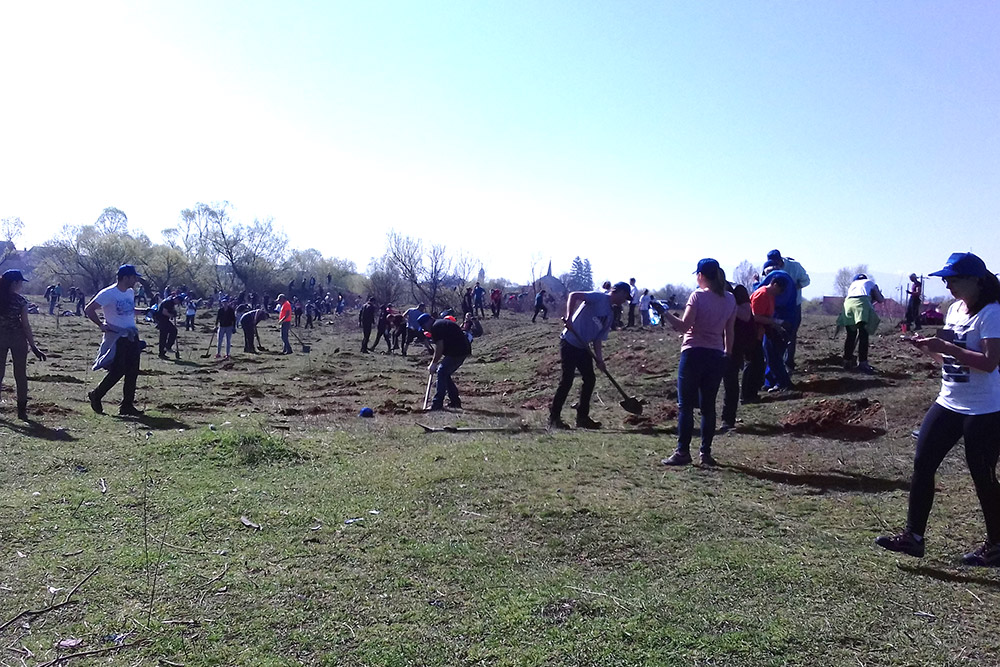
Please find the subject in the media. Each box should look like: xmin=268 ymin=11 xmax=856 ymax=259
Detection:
xmin=620 ymin=397 xmax=643 ymax=415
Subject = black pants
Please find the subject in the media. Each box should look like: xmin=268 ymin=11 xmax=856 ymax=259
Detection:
xmin=906 ymin=297 xmax=921 ymax=328
xmin=92 ymin=337 xmax=141 ymax=409
xmin=242 ymin=322 xmax=256 ymax=352
xmin=550 ymin=340 xmax=596 ymax=421
xmin=0 ymin=334 xmax=29 ymax=404
xmin=372 ymin=325 xmax=391 ymax=353
xmin=627 ymin=303 xmax=636 ymax=328
xmin=361 ymin=322 xmax=373 ymax=351
xmin=532 ymin=305 xmax=547 ymax=322
xmin=844 ymin=323 xmax=868 ymax=363
xmin=721 ymin=346 xmax=751 ymax=424
xmin=907 ymin=403 xmax=1000 ymax=542
xmin=158 ymin=321 xmax=178 ymax=355
xmin=742 ymin=340 xmax=766 ymax=402
xmin=185 ymin=315 xmax=195 ymax=331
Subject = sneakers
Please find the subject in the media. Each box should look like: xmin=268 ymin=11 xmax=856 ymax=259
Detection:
xmin=874 ymin=530 xmax=925 ymax=558
xmin=548 ymin=418 xmax=571 ymax=430
xmin=118 ymin=405 xmax=145 ymax=417
xmin=717 ymin=422 xmax=735 ymax=434
xmin=699 ymin=452 xmax=718 ymax=467
xmin=857 ymin=362 xmax=876 ymax=375
xmin=661 ymin=450 xmax=692 ymax=466
xmin=575 ymin=415 xmax=602 ymax=429
xmin=87 ymin=391 xmax=104 ymax=415
xmin=215 ymin=354 xmax=222 ymax=359
xmin=961 ymin=541 xmax=1000 ymax=567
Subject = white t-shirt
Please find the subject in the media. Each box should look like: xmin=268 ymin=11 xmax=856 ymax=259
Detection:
xmin=936 ymin=301 xmax=1000 ymax=415
xmin=847 ymin=279 xmax=877 ymax=298
xmin=93 ymin=284 xmax=137 ymax=330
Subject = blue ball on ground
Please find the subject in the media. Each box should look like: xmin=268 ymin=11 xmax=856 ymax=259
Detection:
xmin=359 ymin=407 xmax=374 ymax=418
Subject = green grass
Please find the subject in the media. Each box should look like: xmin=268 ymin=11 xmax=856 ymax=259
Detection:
xmin=1 ymin=311 xmax=998 ymax=665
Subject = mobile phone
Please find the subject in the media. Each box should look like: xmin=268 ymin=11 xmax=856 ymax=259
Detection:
xmin=935 ymin=328 xmax=955 ymax=343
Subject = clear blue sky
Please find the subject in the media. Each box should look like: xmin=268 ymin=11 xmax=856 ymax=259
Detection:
xmin=2 ymin=1 xmax=997 ymax=299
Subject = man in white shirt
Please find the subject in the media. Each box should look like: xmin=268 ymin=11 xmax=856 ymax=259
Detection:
xmin=84 ymin=264 xmax=149 ymax=416
xmin=626 ymin=278 xmax=640 ymax=328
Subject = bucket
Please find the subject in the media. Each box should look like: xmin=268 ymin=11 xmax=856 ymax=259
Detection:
xmin=301 ymin=344 xmax=311 ymax=353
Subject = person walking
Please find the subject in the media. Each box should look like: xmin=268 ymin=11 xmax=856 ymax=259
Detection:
xmin=532 ymin=290 xmax=548 ymax=323
xmin=155 ymin=292 xmax=180 ymax=359
xmin=490 ymin=288 xmax=502 ymax=319
xmin=215 ymin=298 xmax=236 ymax=359
xmin=473 ymin=282 xmax=487 ymax=318
xmin=660 ymin=260 xmax=737 ymax=466
xmin=905 ymin=273 xmax=923 ymax=331
xmin=84 ymin=265 xmax=147 ymax=416
xmin=277 ymin=294 xmax=293 ymax=354
xmin=876 ymin=252 xmax=1000 ymax=566
xmin=838 ymin=273 xmax=884 ymax=374
xmin=419 ymin=312 xmax=471 ymax=411
xmin=359 ymin=297 xmax=377 ymax=353
xmin=549 ymin=282 xmax=631 ymax=430
xmin=239 ymin=307 xmax=269 ymax=353
xmin=0 ymin=270 xmax=46 ymax=421
xmin=184 ymin=298 xmax=197 ymax=331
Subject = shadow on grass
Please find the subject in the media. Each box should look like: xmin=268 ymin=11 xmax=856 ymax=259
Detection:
xmin=0 ymin=418 xmax=77 ymax=441
xmin=721 ymin=463 xmax=910 ymax=493
xmin=897 ymin=563 xmax=1000 ymax=590
xmin=117 ymin=413 xmax=191 ymax=430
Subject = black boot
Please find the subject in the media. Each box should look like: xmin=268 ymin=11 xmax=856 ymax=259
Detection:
xmin=17 ymin=400 xmax=28 ymax=422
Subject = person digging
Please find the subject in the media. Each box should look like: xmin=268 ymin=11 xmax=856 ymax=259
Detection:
xmin=549 ymin=282 xmax=631 ymax=430
xmin=419 ymin=312 xmax=470 ymax=411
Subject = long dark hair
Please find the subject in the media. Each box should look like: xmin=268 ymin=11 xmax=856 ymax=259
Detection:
xmin=0 ymin=275 xmax=18 ymax=309
xmin=702 ymin=267 xmax=727 ymax=296
xmin=967 ymin=272 xmax=1000 ymax=316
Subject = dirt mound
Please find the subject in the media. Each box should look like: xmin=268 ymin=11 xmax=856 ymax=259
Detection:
xmin=780 ymin=398 xmax=886 ymax=441
xmin=378 ymin=399 xmax=412 ymax=414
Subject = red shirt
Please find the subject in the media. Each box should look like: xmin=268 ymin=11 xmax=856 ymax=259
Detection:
xmin=750 ymin=286 xmax=775 ymax=341
xmin=278 ymin=301 xmax=292 ymax=323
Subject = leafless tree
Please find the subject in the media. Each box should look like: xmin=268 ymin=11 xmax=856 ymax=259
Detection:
xmin=0 ymin=216 xmax=24 ymax=268
xmin=94 ymin=207 xmax=129 ymax=235
xmin=365 ymin=255 xmax=405 ymax=305
xmin=834 ymin=264 xmax=869 ymax=297
xmin=384 ymin=230 xmax=452 ymax=312
xmin=732 ymin=260 xmax=758 ymax=290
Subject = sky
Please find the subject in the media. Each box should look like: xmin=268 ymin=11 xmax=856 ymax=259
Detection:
xmin=2 ymin=1 xmax=998 ymax=300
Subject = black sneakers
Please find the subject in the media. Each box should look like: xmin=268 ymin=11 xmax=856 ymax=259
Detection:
xmin=118 ymin=405 xmax=145 ymax=417
xmin=575 ymin=415 xmax=602 ymax=429
xmin=699 ymin=452 xmax=718 ymax=467
xmin=961 ymin=541 xmax=1000 ymax=567
xmin=548 ymin=418 xmax=571 ymax=430
xmin=874 ymin=531 xmax=925 ymax=558
xmin=87 ymin=391 xmax=104 ymax=415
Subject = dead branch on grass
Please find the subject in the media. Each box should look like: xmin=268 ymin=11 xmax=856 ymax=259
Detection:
xmin=200 ymin=563 xmax=229 ymax=588
xmin=35 ymin=639 xmax=148 ymax=667
xmin=0 ymin=567 xmax=100 ymax=632
xmin=563 ymin=584 xmax=636 ymax=611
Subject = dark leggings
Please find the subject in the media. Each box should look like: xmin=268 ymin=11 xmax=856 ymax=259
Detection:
xmin=844 ymin=323 xmax=868 ymax=362
xmin=0 ymin=335 xmax=29 ymax=403
xmin=906 ymin=403 xmax=1000 ymax=542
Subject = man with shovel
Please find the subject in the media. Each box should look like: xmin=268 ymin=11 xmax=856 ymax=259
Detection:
xmin=549 ymin=281 xmax=632 ymax=430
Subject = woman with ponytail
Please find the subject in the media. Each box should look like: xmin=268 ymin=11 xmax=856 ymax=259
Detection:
xmin=877 ymin=252 xmax=1000 ymax=566
xmin=661 ymin=258 xmax=736 ymax=466
xmin=0 ymin=270 xmax=46 ymax=421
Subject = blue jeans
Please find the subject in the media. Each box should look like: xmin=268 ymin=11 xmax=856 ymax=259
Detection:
xmin=677 ymin=347 xmax=726 ymax=454
xmin=763 ymin=333 xmax=792 ymax=389
xmin=433 ymin=355 xmax=466 ymax=408
xmin=281 ymin=321 xmax=292 ymax=353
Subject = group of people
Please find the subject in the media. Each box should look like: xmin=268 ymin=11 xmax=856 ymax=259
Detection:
xmin=5 ymin=250 xmax=1000 ymax=570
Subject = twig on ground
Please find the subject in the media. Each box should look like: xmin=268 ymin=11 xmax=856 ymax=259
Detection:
xmin=0 ymin=567 xmax=100 ymax=632
xmin=460 ymin=509 xmax=486 ymax=518
xmin=563 ymin=585 xmax=635 ymax=611
xmin=339 ymin=622 xmax=357 ymax=638
xmin=35 ymin=639 xmax=148 ymax=667
xmin=146 ymin=519 xmax=171 ymax=627
xmin=200 ymin=563 xmax=229 ymax=588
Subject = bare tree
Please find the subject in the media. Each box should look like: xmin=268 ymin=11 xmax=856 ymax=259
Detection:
xmin=95 ymin=207 xmax=129 ymax=235
xmin=732 ymin=260 xmax=758 ymax=290
xmin=366 ymin=255 xmax=405 ymax=305
xmin=208 ymin=214 xmax=289 ymax=293
xmin=834 ymin=264 xmax=869 ymax=297
xmin=384 ymin=231 xmax=452 ymax=312
xmin=0 ymin=216 xmax=24 ymax=269
xmin=40 ymin=225 xmax=151 ymax=292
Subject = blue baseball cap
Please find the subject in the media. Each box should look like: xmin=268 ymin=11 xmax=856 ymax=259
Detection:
xmin=117 ymin=264 xmax=142 ymax=278
xmin=611 ymin=281 xmax=631 ymax=294
xmin=694 ymin=258 xmax=720 ymax=278
xmin=417 ymin=313 xmax=433 ymax=328
xmin=929 ymin=252 xmax=989 ymax=278
xmin=2 ymin=269 xmax=27 ymax=282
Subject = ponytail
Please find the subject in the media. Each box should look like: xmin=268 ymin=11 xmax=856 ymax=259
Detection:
xmin=968 ymin=272 xmax=1000 ymax=315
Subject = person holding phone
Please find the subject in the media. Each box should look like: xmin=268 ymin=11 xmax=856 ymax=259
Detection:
xmin=876 ymin=252 xmax=1000 ymax=566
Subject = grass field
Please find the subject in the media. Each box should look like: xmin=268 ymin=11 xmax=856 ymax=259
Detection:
xmin=1 ymin=309 xmax=998 ymax=666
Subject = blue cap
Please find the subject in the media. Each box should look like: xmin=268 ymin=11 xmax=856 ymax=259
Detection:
xmin=359 ymin=407 xmax=374 ymax=418
xmin=2 ymin=269 xmax=26 ymax=282
xmin=694 ymin=258 xmax=720 ymax=279
xmin=417 ymin=313 xmax=433 ymax=328
xmin=117 ymin=264 xmax=142 ymax=278
xmin=767 ymin=249 xmax=782 ymax=262
xmin=929 ymin=252 xmax=988 ymax=278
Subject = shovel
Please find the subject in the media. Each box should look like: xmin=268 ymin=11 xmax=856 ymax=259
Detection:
xmin=562 ymin=317 xmax=643 ymax=415
xmin=200 ymin=327 xmax=218 ymax=358
xmin=290 ymin=328 xmax=311 ymax=353
xmin=422 ymin=373 xmax=433 ymax=411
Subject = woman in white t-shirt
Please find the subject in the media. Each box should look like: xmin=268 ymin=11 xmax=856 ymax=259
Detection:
xmin=661 ymin=258 xmax=736 ymax=467
xmin=876 ymin=252 xmax=1000 ymax=566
